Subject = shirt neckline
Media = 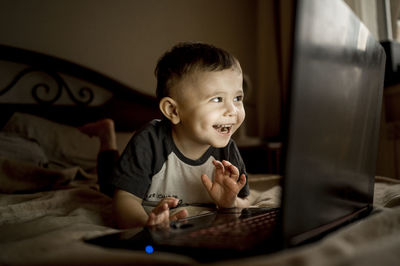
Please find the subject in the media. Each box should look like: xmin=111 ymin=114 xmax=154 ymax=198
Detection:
xmin=165 ymin=125 xmax=215 ymax=166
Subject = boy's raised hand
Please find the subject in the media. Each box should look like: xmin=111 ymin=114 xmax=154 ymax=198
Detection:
xmin=201 ymin=160 xmax=246 ymax=208
xmin=145 ymin=197 xmax=188 ymax=227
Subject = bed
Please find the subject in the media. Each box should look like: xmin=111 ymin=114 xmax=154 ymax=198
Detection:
xmin=1 ymin=44 xmax=400 ymax=265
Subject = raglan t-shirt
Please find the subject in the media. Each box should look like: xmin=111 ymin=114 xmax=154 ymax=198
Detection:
xmin=110 ymin=119 xmax=250 ymax=206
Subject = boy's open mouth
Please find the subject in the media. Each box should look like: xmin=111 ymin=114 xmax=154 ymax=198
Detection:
xmin=213 ymin=124 xmax=233 ymax=134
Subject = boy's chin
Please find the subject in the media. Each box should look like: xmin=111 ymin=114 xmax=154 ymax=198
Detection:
xmin=210 ymin=140 xmax=231 ymax=148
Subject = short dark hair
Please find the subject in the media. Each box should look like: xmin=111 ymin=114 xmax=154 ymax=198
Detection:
xmin=155 ymin=42 xmax=240 ymax=101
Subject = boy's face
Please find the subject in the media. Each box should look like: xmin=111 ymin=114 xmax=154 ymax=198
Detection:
xmin=172 ymin=67 xmax=245 ymax=152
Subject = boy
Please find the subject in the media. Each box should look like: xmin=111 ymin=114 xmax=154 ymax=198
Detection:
xmin=110 ymin=42 xmax=250 ymax=228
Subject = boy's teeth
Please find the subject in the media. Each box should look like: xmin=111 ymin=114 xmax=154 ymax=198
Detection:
xmin=214 ymin=124 xmax=232 ymax=133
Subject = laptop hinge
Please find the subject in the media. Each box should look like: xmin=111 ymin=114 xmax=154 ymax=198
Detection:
xmin=288 ymin=205 xmax=373 ymax=246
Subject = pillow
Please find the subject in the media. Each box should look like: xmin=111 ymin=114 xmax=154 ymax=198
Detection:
xmin=0 ymin=132 xmax=49 ymax=167
xmin=2 ymin=112 xmax=99 ymax=171
xmin=0 ymin=156 xmax=77 ymax=193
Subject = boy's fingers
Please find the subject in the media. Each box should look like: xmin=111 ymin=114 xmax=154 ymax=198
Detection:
xmin=147 ymin=204 xmax=171 ymax=226
xmin=146 ymin=212 xmax=158 ymax=226
xmin=223 ymin=178 xmax=237 ymax=191
xmin=228 ymin=165 xmax=240 ymax=179
xmin=148 ymin=212 xmax=156 ymax=221
xmin=152 ymin=202 xmax=168 ymax=215
xmin=222 ymin=160 xmax=239 ymax=178
xmin=223 ymin=173 xmax=246 ymax=191
xmin=151 ymin=198 xmax=180 ymax=223
xmin=213 ymin=160 xmax=225 ymax=175
xmin=171 ymin=209 xmax=188 ymax=221
xmin=162 ymin=197 xmax=179 ymax=208
xmin=221 ymin=160 xmax=230 ymax=167
xmin=147 ymin=199 xmax=189 ymax=227
xmin=201 ymin=174 xmax=213 ymax=192
xmin=237 ymin=174 xmax=246 ymax=188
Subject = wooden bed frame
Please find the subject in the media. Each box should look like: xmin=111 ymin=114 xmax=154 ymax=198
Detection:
xmin=0 ymin=44 xmax=161 ymax=131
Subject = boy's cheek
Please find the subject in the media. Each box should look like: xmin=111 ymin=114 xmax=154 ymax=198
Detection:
xmin=239 ymin=105 xmax=245 ymax=118
xmin=238 ymin=110 xmax=246 ymax=125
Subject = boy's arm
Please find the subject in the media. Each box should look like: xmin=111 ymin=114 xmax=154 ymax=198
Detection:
xmin=113 ymin=189 xmax=189 ymax=229
xmin=113 ymin=189 xmax=148 ymax=228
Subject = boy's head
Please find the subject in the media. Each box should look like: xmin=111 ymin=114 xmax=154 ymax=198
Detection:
xmin=155 ymin=42 xmax=241 ymax=101
xmin=155 ymin=42 xmax=245 ymax=156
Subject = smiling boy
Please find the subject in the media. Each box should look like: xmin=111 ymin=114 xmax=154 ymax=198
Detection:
xmin=111 ymin=42 xmax=250 ymax=228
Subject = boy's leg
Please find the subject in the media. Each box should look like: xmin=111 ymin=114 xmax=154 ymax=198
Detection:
xmin=97 ymin=150 xmax=119 ymax=197
xmin=79 ymin=118 xmax=117 ymax=151
xmin=80 ymin=119 xmax=119 ymax=197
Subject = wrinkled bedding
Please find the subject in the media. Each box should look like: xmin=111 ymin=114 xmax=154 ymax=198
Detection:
xmin=0 ymin=162 xmax=399 ymax=265
xmin=1 ymin=113 xmax=400 ymax=265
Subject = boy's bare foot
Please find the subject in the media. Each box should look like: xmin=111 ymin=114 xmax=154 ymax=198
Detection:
xmin=80 ymin=119 xmax=117 ymax=151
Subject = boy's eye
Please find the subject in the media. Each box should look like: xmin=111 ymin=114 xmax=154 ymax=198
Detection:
xmin=211 ymin=97 xmax=223 ymax=103
xmin=234 ymin=95 xmax=243 ymax=102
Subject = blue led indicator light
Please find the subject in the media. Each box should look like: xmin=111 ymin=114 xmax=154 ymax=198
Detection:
xmin=145 ymin=245 xmax=154 ymax=254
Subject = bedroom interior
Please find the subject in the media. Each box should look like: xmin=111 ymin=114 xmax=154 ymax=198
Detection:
xmin=1 ymin=0 xmax=400 ymax=265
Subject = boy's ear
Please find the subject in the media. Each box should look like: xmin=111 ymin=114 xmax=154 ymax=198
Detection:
xmin=159 ymin=97 xmax=180 ymax=124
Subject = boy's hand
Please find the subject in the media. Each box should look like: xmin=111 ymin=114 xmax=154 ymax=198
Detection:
xmin=145 ymin=197 xmax=188 ymax=227
xmin=201 ymin=160 xmax=246 ymax=208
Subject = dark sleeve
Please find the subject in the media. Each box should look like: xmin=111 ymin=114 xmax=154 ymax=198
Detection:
xmin=227 ymin=140 xmax=250 ymax=198
xmin=110 ymin=129 xmax=154 ymax=199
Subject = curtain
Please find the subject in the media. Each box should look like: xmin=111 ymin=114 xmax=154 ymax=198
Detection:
xmin=254 ymin=0 xmax=293 ymax=140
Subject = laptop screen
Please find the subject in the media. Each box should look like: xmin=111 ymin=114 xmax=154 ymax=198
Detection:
xmin=281 ymin=0 xmax=386 ymax=245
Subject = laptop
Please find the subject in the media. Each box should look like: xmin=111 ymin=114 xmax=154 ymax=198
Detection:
xmin=85 ymin=0 xmax=386 ymax=262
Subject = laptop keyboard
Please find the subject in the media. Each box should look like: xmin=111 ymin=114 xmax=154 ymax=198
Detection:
xmin=164 ymin=208 xmax=280 ymax=250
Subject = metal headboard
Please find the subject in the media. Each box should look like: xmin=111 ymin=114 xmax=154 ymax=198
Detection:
xmin=0 ymin=44 xmax=160 ymax=131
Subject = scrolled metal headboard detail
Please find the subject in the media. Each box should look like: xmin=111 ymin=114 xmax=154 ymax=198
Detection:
xmin=0 ymin=44 xmax=160 ymax=130
xmin=0 ymin=66 xmax=94 ymax=105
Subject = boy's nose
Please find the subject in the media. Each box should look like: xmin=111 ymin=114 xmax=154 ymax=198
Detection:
xmin=224 ymin=101 xmax=236 ymax=116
